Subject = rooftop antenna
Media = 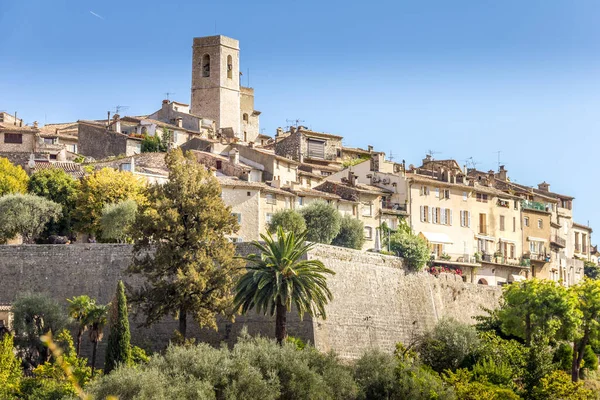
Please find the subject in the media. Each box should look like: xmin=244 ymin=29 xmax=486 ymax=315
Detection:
xmin=164 ymin=92 xmax=176 ymax=101
xmin=286 ymin=119 xmax=305 ymax=128
xmin=113 ymin=105 xmax=129 ymax=115
xmin=388 ymin=150 xmax=395 ymax=162
xmin=495 ymin=150 xmax=504 ymax=170
xmin=427 ymin=149 xmax=441 ymax=160
xmin=464 ymin=157 xmax=481 ymax=170
xmin=247 ymin=68 xmax=250 ymax=87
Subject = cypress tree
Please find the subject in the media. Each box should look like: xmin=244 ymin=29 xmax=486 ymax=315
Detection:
xmin=104 ymin=280 xmax=131 ymax=374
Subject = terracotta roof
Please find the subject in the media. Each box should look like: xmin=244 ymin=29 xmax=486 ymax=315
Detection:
xmin=217 ymin=176 xmax=292 ymax=196
xmin=408 ymin=173 xmax=520 ymax=199
xmin=0 ymin=122 xmax=38 ymax=133
xmin=298 ymin=128 xmax=343 ymax=140
xmin=284 ymin=187 xmax=342 ymax=200
xmin=31 ymin=161 xmax=85 ymax=178
xmin=342 ymin=146 xmax=373 ymax=155
xmin=300 ymin=162 xmax=342 ymax=172
xmin=235 ymin=145 xmax=301 ymax=165
xmin=88 ymin=152 xmax=169 ymax=176
xmin=298 ymin=170 xmax=324 ymax=179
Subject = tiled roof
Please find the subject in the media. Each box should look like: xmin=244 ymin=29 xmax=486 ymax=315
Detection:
xmin=408 ymin=173 xmax=520 ymax=199
xmin=0 ymin=122 xmax=38 ymax=133
xmin=298 ymin=128 xmax=343 ymax=139
xmin=88 ymin=152 xmax=169 ymax=176
xmin=217 ymin=176 xmax=292 ymax=196
xmin=284 ymin=187 xmax=342 ymax=200
xmin=31 ymin=161 xmax=85 ymax=178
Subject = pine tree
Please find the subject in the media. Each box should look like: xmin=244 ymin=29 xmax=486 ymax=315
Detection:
xmin=104 ymin=280 xmax=131 ymax=374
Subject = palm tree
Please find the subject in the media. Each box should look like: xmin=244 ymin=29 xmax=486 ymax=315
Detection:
xmin=87 ymin=303 xmax=108 ymax=376
xmin=66 ymin=295 xmax=94 ymax=356
xmin=235 ymin=227 xmax=335 ymax=345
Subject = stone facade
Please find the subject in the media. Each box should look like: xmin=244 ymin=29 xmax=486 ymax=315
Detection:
xmin=240 ymin=87 xmax=259 ymax=143
xmin=78 ymin=121 xmax=141 ymax=159
xmin=0 ymin=243 xmax=501 ymax=362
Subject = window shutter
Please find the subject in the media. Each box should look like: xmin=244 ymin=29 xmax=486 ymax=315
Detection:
xmin=435 ymin=188 xmax=440 ymax=198
xmin=449 ymin=209 xmax=453 ymax=226
xmin=460 ymin=210 xmax=464 ymax=227
xmin=428 ymin=207 xmax=432 ymax=223
xmin=420 ymin=206 xmax=424 ymax=222
xmin=468 ymin=211 xmax=471 ymax=228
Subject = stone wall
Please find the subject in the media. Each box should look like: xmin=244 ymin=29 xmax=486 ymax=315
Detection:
xmin=78 ymin=122 xmax=128 ymax=159
xmin=0 ymin=243 xmax=501 ymax=363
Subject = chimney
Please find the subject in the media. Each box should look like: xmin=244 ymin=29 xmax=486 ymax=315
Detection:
xmin=107 ymin=111 xmax=111 ymax=127
xmin=487 ymin=170 xmax=495 ymax=187
xmin=497 ymin=165 xmax=508 ymax=181
xmin=538 ymin=181 xmax=550 ymax=192
xmin=347 ymin=170 xmax=356 ymax=186
xmin=423 ymin=154 xmax=432 ymax=165
xmin=113 ymin=114 xmax=121 ymax=133
xmin=248 ymin=141 xmax=255 ymax=148
xmin=19 ymin=120 xmax=23 ymax=127
xmin=13 ymin=111 xmax=17 ymax=126
xmin=368 ymin=145 xmax=373 ymax=152
xmin=276 ymin=127 xmax=283 ymax=137
xmin=33 ymin=121 xmax=38 ymax=128
xmin=289 ymin=126 xmax=296 ymax=134
xmin=176 ymin=117 xmax=183 ymax=128
xmin=229 ymin=148 xmax=239 ymax=165
xmin=162 ymin=99 xmax=169 ymax=106
xmin=271 ymin=178 xmax=281 ymax=189
xmin=130 ymin=156 xmax=136 ymax=173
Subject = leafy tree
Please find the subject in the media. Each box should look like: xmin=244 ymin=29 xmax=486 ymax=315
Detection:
xmin=530 ymin=370 xmax=592 ymax=400
xmin=0 ymin=194 xmax=62 ymax=243
xmin=141 ymin=129 xmax=171 ymax=153
xmin=267 ymin=209 xmax=306 ymax=236
xmin=584 ymin=261 xmax=600 ymax=280
xmin=74 ymin=167 xmax=146 ymax=236
xmin=332 ymin=214 xmax=365 ymax=250
xmin=129 ymin=149 xmax=241 ymax=339
xmin=300 ymin=200 xmax=341 ymax=244
xmin=12 ymin=293 xmax=69 ymax=370
xmin=443 ymin=368 xmax=520 ymax=400
xmin=475 ymin=331 xmax=527 ymax=380
xmin=104 ymin=280 xmax=132 ymax=374
xmin=100 ymin=199 xmax=138 ymax=243
xmin=570 ymin=278 xmax=600 ymax=381
xmin=0 ymin=334 xmax=21 ymax=398
xmin=524 ymin=335 xmax=556 ymax=396
xmin=28 ymin=168 xmax=80 ymax=239
xmin=389 ymin=231 xmax=430 ymax=271
xmin=235 ymin=227 xmax=335 ymax=344
xmin=554 ymin=342 xmax=574 ymax=372
xmin=498 ymin=279 xmax=580 ymax=347
xmin=0 ymin=157 xmax=28 ymax=196
xmin=66 ymin=295 xmax=94 ymax=356
xmin=582 ymin=345 xmax=598 ymax=376
xmin=87 ymin=303 xmax=108 ymax=376
xmin=416 ymin=317 xmax=480 ymax=373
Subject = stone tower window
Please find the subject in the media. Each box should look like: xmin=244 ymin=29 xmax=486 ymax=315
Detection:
xmin=227 ymin=55 xmax=233 ymax=79
xmin=243 ymin=113 xmax=248 ymax=122
xmin=202 ymin=54 xmax=210 ymax=77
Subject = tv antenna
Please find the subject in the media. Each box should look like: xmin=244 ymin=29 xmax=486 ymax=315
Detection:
xmin=164 ymin=92 xmax=176 ymax=101
xmin=495 ymin=150 xmax=504 ymax=170
xmin=113 ymin=105 xmax=129 ymax=115
xmin=286 ymin=119 xmax=305 ymax=128
xmin=427 ymin=149 xmax=441 ymax=159
xmin=464 ymin=157 xmax=481 ymax=170
xmin=388 ymin=150 xmax=395 ymax=162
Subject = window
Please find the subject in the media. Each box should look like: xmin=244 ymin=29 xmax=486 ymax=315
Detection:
xmin=364 ymin=226 xmax=373 ymax=239
xmin=462 ymin=192 xmax=468 ymax=201
xmin=460 ymin=210 xmax=471 ymax=227
xmin=307 ymin=138 xmax=325 ymax=159
xmin=276 ymin=160 xmax=280 ymax=169
xmin=421 ymin=205 xmax=431 ymax=222
xmin=479 ymin=213 xmax=487 ymax=234
xmin=285 ymin=197 xmax=291 ymax=209
xmin=202 ymin=54 xmax=210 ymax=77
xmin=232 ymin=213 xmax=242 ymax=224
xmin=49 ymin=154 xmax=57 ymax=160
xmin=513 ymin=217 xmax=516 ymax=232
xmin=524 ymin=217 xmax=529 ymax=227
xmin=537 ymin=219 xmax=543 ymax=229
xmin=247 ymin=191 xmax=251 ymax=196
xmin=321 ymin=171 xmax=331 ymax=176
xmin=216 ymin=160 xmax=222 ymax=170
xmin=435 ymin=188 xmax=440 ymax=198
xmin=476 ymin=193 xmax=488 ymax=203
xmin=420 ymin=186 xmax=430 ymax=196
xmin=298 ymin=197 xmax=304 ymax=206
xmin=227 ymin=55 xmax=233 ymax=79
xmin=120 ymin=163 xmax=132 ymax=172
xmin=243 ymin=113 xmax=249 ymax=122
xmin=499 ymin=215 xmax=505 ymax=231
xmin=432 ymin=207 xmax=438 ymax=224
xmin=530 ymin=241 xmax=537 ymax=254
xmin=67 ymin=144 xmax=77 ymax=153
xmin=266 ymin=193 xmax=276 ymax=204
xmin=362 ymin=203 xmax=373 ymax=217
xmin=266 ymin=213 xmax=273 ymax=224
xmin=510 ymin=244 xmax=515 ymax=259
xmin=4 ymin=133 xmax=22 ymax=144
xmin=443 ymin=189 xmax=450 ymax=199
xmin=43 ymin=138 xmax=55 ymax=144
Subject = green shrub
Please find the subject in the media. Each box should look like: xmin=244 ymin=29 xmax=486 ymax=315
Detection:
xmin=554 ymin=342 xmax=574 ymax=371
xmin=300 ymin=200 xmax=341 ymax=244
xmin=267 ymin=209 xmax=306 ymax=236
xmin=583 ymin=345 xmax=598 ymax=375
xmin=443 ymin=369 xmax=520 ymax=400
xmin=530 ymin=370 xmax=592 ymax=400
xmin=100 ymin=199 xmax=138 ymax=243
xmin=389 ymin=231 xmax=430 ymax=271
xmin=331 ymin=214 xmax=365 ymax=250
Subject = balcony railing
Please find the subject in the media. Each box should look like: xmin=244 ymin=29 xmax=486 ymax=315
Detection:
xmin=551 ymin=235 xmax=566 ymax=248
xmin=302 ymin=152 xmax=337 ymax=161
xmin=381 ymin=201 xmax=407 ymax=212
xmin=521 ymin=200 xmax=547 ymax=212
xmin=529 ymin=253 xmax=551 ymax=262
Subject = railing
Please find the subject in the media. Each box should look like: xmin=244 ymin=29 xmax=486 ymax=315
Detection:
xmin=529 ymin=253 xmax=551 ymax=262
xmin=551 ymin=235 xmax=566 ymax=248
xmin=381 ymin=201 xmax=407 ymax=211
xmin=302 ymin=152 xmax=337 ymax=161
xmin=521 ymin=200 xmax=547 ymax=212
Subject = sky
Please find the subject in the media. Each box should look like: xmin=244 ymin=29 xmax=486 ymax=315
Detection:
xmin=1 ymin=0 xmax=599 ymax=233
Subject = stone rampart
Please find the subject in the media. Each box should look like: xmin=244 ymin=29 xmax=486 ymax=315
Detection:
xmin=0 ymin=243 xmax=501 ymax=362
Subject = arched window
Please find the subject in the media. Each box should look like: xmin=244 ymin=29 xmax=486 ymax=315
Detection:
xmin=202 ymin=54 xmax=210 ymax=77
xmin=227 ymin=55 xmax=233 ymax=79
xmin=141 ymin=126 xmax=148 ymax=135
xmin=243 ymin=113 xmax=249 ymax=122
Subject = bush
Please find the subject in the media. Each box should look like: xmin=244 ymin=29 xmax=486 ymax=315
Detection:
xmin=267 ymin=209 xmax=306 ymax=236
xmin=583 ymin=345 xmax=598 ymax=375
xmin=389 ymin=231 xmax=430 ymax=271
xmin=331 ymin=214 xmax=365 ymax=250
xmin=554 ymin=342 xmax=574 ymax=371
xmin=0 ymin=194 xmax=62 ymax=243
xmin=100 ymin=199 xmax=138 ymax=242
xmin=0 ymin=334 xmax=21 ymax=398
xmin=475 ymin=331 xmax=527 ymax=381
xmin=416 ymin=318 xmax=480 ymax=373
xmin=0 ymin=157 xmax=28 ymax=196
xmin=530 ymin=370 xmax=593 ymax=400
xmin=443 ymin=369 xmax=520 ymax=400
xmin=300 ymin=200 xmax=341 ymax=244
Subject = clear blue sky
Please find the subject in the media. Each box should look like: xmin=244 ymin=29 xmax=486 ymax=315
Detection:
xmin=1 ymin=1 xmax=599 ymax=234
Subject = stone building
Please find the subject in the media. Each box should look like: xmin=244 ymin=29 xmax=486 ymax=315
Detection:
xmin=190 ymin=35 xmax=260 ymax=143
xmin=78 ymin=117 xmax=142 ymax=159
xmin=39 ymin=122 xmax=79 ymax=154
xmin=147 ymin=99 xmax=216 ymax=137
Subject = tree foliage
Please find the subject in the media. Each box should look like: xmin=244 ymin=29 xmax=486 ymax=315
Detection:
xmin=584 ymin=261 xmax=600 ymax=280
xmin=530 ymin=370 xmax=593 ymax=400
xmin=0 ymin=334 xmax=22 ymax=398
xmin=87 ymin=303 xmax=108 ymax=376
xmin=28 ymin=168 xmax=79 ymax=239
xmin=0 ymin=157 xmax=28 ymax=196
xmin=100 ymin=199 xmax=138 ymax=242
xmin=74 ymin=167 xmax=146 ymax=236
xmin=104 ymin=280 xmax=132 ymax=374
xmin=235 ymin=227 xmax=335 ymax=344
xmin=300 ymin=200 xmax=341 ymax=244
xmin=570 ymin=278 xmax=600 ymax=381
xmin=0 ymin=194 xmax=62 ymax=243
xmin=129 ymin=149 xmax=241 ymax=338
xmin=12 ymin=293 xmax=69 ymax=370
xmin=389 ymin=231 xmax=430 ymax=271
xmin=331 ymin=214 xmax=365 ymax=250
xmin=141 ymin=130 xmax=171 ymax=153
xmin=66 ymin=295 xmax=95 ymax=357
xmin=267 ymin=209 xmax=306 ymax=236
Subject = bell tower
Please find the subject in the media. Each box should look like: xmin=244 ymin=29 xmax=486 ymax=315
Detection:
xmin=191 ymin=35 xmax=241 ymax=136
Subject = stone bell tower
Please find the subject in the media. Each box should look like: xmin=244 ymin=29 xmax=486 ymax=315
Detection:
xmin=190 ymin=35 xmax=241 ymax=137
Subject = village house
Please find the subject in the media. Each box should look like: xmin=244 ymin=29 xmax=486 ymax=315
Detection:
xmin=148 ymin=99 xmax=216 ymax=137
xmin=39 ymin=122 xmax=79 ymax=154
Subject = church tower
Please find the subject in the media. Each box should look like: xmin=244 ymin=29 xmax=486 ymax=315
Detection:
xmin=191 ymin=35 xmax=241 ymax=136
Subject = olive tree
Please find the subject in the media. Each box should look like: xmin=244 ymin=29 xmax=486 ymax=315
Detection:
xmin=0 ymin=194 xmax=62 ymax=243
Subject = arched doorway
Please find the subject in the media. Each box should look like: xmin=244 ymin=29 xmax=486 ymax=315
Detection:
xmin=477 ymin=278 xmax=488 ymax=285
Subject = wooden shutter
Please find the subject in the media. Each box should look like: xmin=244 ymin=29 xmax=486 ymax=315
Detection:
xmin=468 ymin=211 xmax=471 ymax=228
xmin=307 ymin=139 xmax=325 ymax=159
xmin=448 ymin=209 xmax=452 ymax=226
xmin=427 ymin=206 xmax=432 ymax=223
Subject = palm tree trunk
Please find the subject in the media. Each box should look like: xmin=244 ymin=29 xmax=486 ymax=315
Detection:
xmin=91 ymin=341 xmax=98 ymax=377
xmin=76 ymin=329 xmax=83 ymax=356
xmin=276 ymin=300 xmax=287 ymax=345
xmin=179 ymin=307 xmax=187 ymax=339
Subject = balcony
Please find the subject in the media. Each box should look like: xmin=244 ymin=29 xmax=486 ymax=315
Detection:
xmin=551 ymin=235 xmax=566 ymax=248
xmin=381 ymin=201 xmax=407 ymax=212
xmin=302 ymin=152 xmax=337 ymax=161
xmin=521 ymin=200 xmax=547 ymax=212
xmin=529 ymin=253 xmax=551 ymax=262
